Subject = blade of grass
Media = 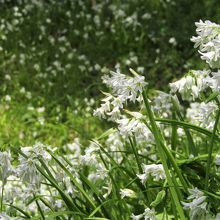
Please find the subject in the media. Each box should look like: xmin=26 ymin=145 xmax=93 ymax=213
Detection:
xmin=36 ymin=163 xmax=79 ymax=212
xmin=171 ymin=111 xmax=177 ymax=156
xmin=29 ymin=211 xmax=84 ymax=220
xmin=49 ymin=152 xmax=100 ymax=214
xmin=143 ymin=90 xmax=187 ymax=219
xmin=5 ymin=203 xmax=31 ymax=218
xmin=205 ymin=107 xmax=220 ymax=190
xmin=156 ymin=118 xmax=220 ymax=142
xmin=172 ymin=98 xmax=197 ymax=156
xmin=35 ymin=196 xmax=45 ymax=220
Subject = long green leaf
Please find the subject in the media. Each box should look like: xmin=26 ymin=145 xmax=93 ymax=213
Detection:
xmin=143 ymin=90 xmax=187 ymax=220
xmin=49 ymin=153 xmax=99 ymax=212
xmin=156 ymin=118 xmax=220 ymax=142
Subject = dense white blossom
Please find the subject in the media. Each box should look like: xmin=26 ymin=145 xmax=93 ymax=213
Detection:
xmin=117 ymin=116 xmax=154 ymax=144
xmin=191 ymin=20 xmax=220 ymax=68
xmin=94 ymin=70 xmax=147 ymax=121
xmin=186 ymin=101 xmax=217 ymax=129
xmin=216 ymin=154 xmax=220 ymax=166
xmin=16 ymin=156 xmax=41 ymax=187
xmin=120 ymin=188 xmax=136 ymax=199
xmin=106 ymin=131 xmax=124 ymax=163
xmin=152 ymin=91 xmax=172 ymax=116
xmin=182 ymin=188 xmax=208 ymax=220
xmin=169 ymin=69 xmax=212 ymax=101
xmin=137 ymin=164 xmax=166 ymax=184
xmin=131 ymin=207 xmax=156 ymax=220
xmin=0 ymin=151 xmax=12 ymax=185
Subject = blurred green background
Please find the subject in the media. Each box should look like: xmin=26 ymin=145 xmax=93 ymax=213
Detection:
xmin=0 ymin=0 xmax=219 ymax=147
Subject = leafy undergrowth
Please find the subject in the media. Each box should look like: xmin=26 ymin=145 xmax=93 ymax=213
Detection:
xmin=0 ymin=98 xmax=103 ymax=148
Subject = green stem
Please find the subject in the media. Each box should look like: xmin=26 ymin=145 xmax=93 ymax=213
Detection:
xmin=205 ymin=107 xmax=220 ymax=190
xmin=142 ymin=91 xmax=187 ymax=220
xmin=172 ymin=97 xmax=197 ymax=156
xmin=129 ymin=137 xmax=142 ymax=174
xmin=171 ymin=111 xmax=177 ymax=156
xmin=143 ymin=93 xmax=188 ymax=191
xmin=1 ymin=183 xmax=4 ymax=212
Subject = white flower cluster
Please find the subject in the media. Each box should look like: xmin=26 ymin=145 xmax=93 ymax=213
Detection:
xmin=169 ymin=70 xmax=210 ymax=101
xmin=120 ymin=188 xmax=136 ymax=199
xmin=117 ymin=116 xmax=154 ymax=144
xmin=152 ymin=91 xmax=172 ymax=116
xmin=16 ymin=143 xmax=52 ymax=188
xmin=0 ymin=143 xmax=70 ymax=216
xmin=106 ymin=131 xmax=124 ymax=163
xmin=191 ymin=20 xmax=220 ymax=68
xmin=182 ymin=188 xmax=208 ymax=220
xmin=210 ymin=70 xmax=220 ymax=92
xmin=80 ymin=142 xmax=108 ymax=182
xmin=137 ymin=164 xmax=166 ymax=184
xmin=186 ymin=101 xmax=218 ymax=129
xmin=0 ymin=151 xmax=12 ymax=185
xmin=63 ymin=137 xmax=81 ymax=158
xmin=131 ymin=207 xmax=156 ymax=220
xmin=216 ymin=154 xmax=220 ymax=166
xmin=94 ymin=70 xmax=147 ymax=121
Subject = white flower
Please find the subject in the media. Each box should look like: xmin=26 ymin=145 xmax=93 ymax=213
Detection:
xmin=0 ymin=213 xmax=16 ymax=220
xmin=0 ymin=151 xmax=12 ymax=185
xmin=153 ymin=91 xmax=172 ymax=115
xmin=169 ymin=70 xmax=210 ymax=101
xmin=64 ymin=138 xmax=81 ymax=157
xmin=170 ymin=75 xmax=197 ymax=100
xmin=191 ymin=20 xmax=220 ymax=68
xmin=186 ymin=101 xmax=217 ymax=129
xmin=137 ymin=164 xmax=166 ymax=184
xmin=209 ymin=70 xmax=220 ymax=92
xmin=131 ymin=213 xmax=143 ymax=220
xmin=5 ymin=95 xmax=11 ymax=102
xmin=120 ymin=188 xmax=136 ymax=199
xmin=215 ymin=154 xmax=220 ymax=166
xmin=169 ymin=37 xmax=177 ymax=46
xmin=131 ymin=207 xmax=156 ymax=220
xmin=37 ymin=107 xmax=45 ymax=113
xmin=94 ymin=70 xmax=147 ymax=121
xmin=80 ymin=142 xmax=99 ymax=166
xmin=17 ymin=156 xmax=41 ymax=187
xmin=117 ymin=116 xmax=154 ymax=144
xmin=182 ymin=188 xmax=208 ymax=220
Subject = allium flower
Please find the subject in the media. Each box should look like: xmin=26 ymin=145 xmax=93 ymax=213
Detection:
xmin=182 ymin=188 xmax=208 ymax=220
xmin=21 ymin=143 xmax=52 ymax=161
xmin=170 ymin=74 xmax=200 ymax=101
xmin=216 ymin=154 xmax=220 ymax=166
xmin=210 ymin=70 xmax=220 ymax=92
xmin=170 ymin=70 xmax=211 ymax=101
xmin=16 ymin=156 xmax=41 ymax=187
xmin=186 ymin=101 xmax=217 ymax=129
xmin=131 ymin=207 xmax=156 ymax=220
xmin=3 ymin=175 xmax=25 ymax=204
xmin=137 ymin=164 xmax=166 ymax=184
xmin=152 ymin=91 xmax=172 ymax=116
xmin=191 ymin=20 xmax=220 ymax=68
xmin=94 ymin=70 xmax=147 ymax=121
xmin=0 ymin=212 xmax=20 ymax=220
xmin=80 ymin=142 xmax=99 ymax=166
xmin=117 ymin=116 xmax=154 ymax=144
xmin=0 ymin=151 xmax=13 ymax=185
xmin=64 ymin=138 xmax=81 ymax=157
xmin=120 ymin=188 xmax=136 ymax=199
xmin=106 ymin=131 xmax=124 ymax=163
